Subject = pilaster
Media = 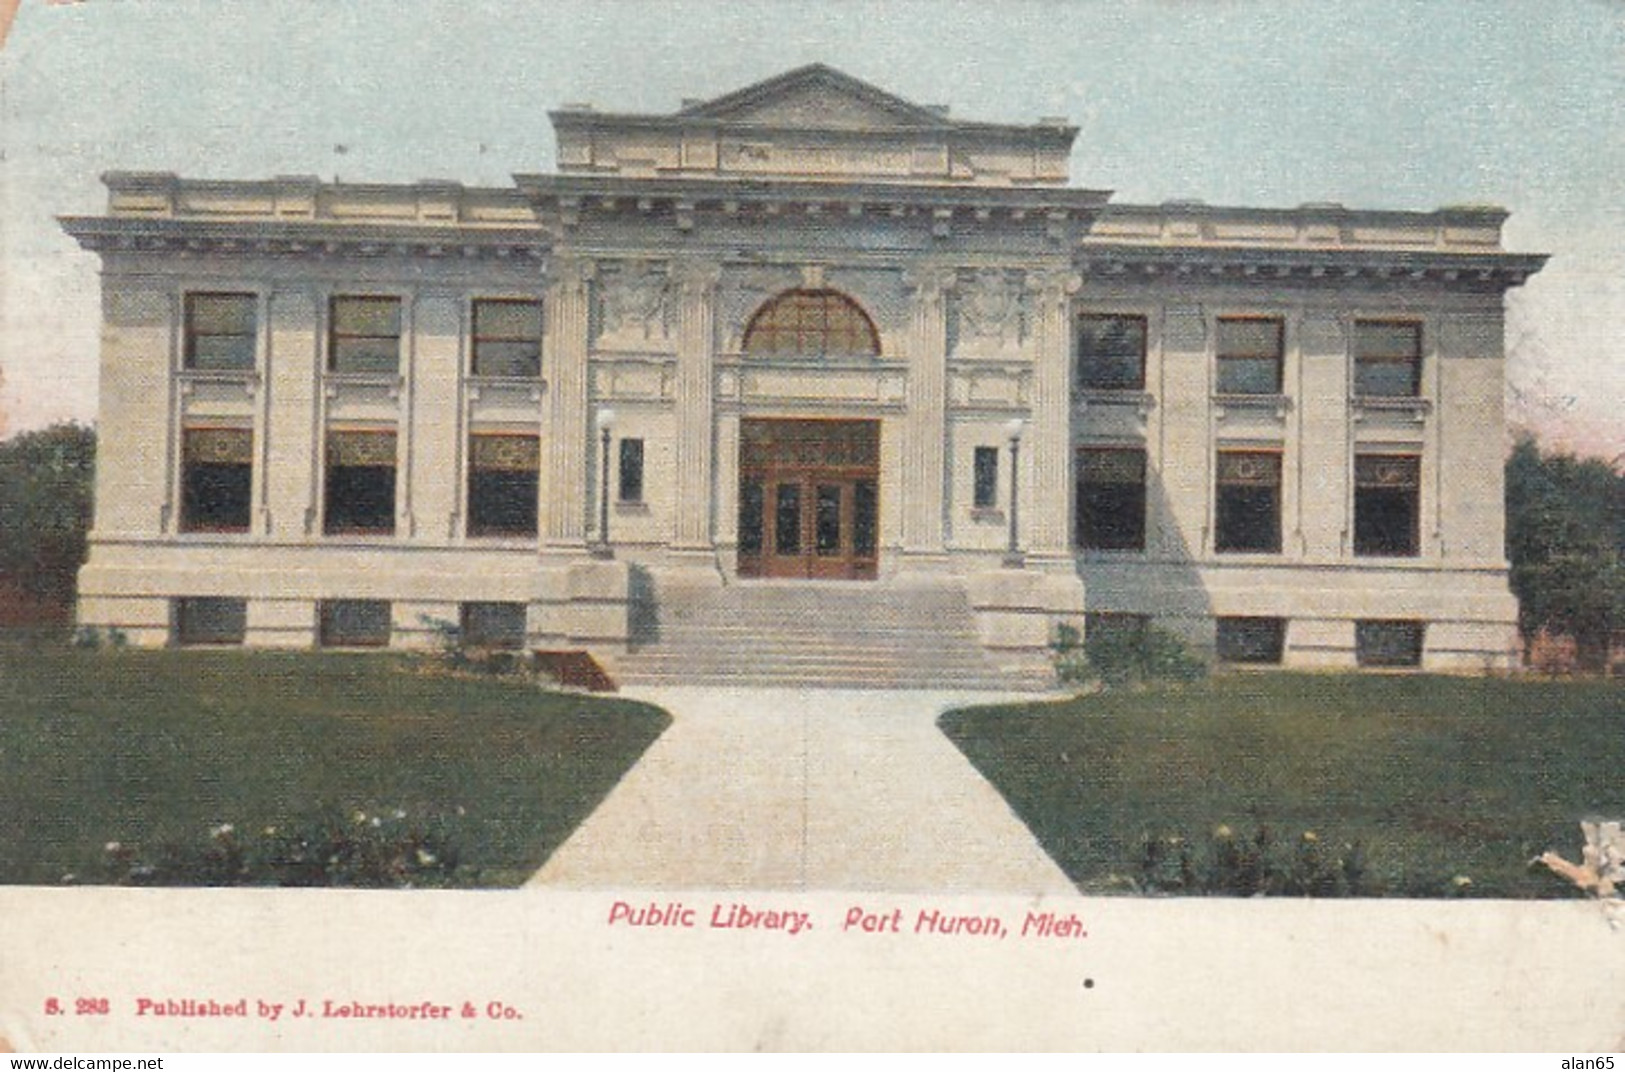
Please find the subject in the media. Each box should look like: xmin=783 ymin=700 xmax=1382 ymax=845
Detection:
xmin=264 ymin=289 xmax=320 ymax=539
xmin=410 ymin=293 xmax=463 ymax=541
xmin=1297 ymin=311 xmax=1348 ymax=559
xmin=671 ymin=260 xmax=721 ymax=553
xmin=541 ymin=255 xmax=593 ymax=548
xmin=901 ymin=265 xmax=955 ymax=556
xmin=1026 ymin=269 xmax=1080 ymax=557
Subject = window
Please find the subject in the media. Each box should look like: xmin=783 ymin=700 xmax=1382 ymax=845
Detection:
xmin=1076 ymin=448 xmax=1147 ymax=551
xmin=1354 ymin=320 xmax=1422 ymax=398
xmin=180 ymin=427 xmax=253 ymax=532
xmin=461 ymin=602 xmax=527 ymax=650
xmin=329 ymin=296 xmax=401 ymax=374
xmin=184 ymin=293 xmax=257 ymax=371
xmin=174 ymin=597 xmax=247 ymax=646
xmin=742 ymin=289 xmax=879 ymax=357
xmin=972 ymin=446 xmax=999 ymax=509
xmin=1086 ymin=612 xmax=1150 ymax=646
xmin=618 ymin=438 xmax=645 ymax=504
xmin=1217 ymin=617 xmax=1286 ymax=664
xmin=1354 ymin=455 xmax=1421 ymax=557
xmin=1356 ymin=620 xmax=1425 ymax=668
xmin=472 ymin=299 xmax=543 ymax=377
xmin=1215 ymin=451 xmax=1282 ymax=553
xmin=1076 ymin=314 xmax=1146 ymax=391
xmin=1216 ymin=317 xmax=1283 ymax=395
xmin=319 ymin=600 xmax=391 ymax=648
xmin=325 ymin=431 xmax=396 ymax=534
xmin=467 ymin=434 xmax=539 ymax=538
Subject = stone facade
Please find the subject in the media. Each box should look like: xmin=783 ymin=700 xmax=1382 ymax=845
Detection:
xmin=61 ymin=65 xmax=1546 ymax=674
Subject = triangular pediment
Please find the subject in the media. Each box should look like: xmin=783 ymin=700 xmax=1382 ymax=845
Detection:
xmin=677 ymin=64 xmax=952 ymax=130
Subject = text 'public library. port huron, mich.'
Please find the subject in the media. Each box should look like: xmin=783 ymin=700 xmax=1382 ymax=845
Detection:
xmin=60 ymin=64 xmax=1547 ymax=688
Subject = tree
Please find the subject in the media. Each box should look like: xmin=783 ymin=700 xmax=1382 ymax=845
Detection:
xmin=0 ymin=423 xmax=96 ymax=602
xmin=1505 ymin=437 xmax=1625 ymax=670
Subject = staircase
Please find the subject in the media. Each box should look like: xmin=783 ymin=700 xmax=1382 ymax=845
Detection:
xmin=612 ymin=580 xmax=1052 ymax=692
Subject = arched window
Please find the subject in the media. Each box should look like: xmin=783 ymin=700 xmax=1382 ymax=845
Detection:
xmin=742 ymin=289 xmax=880 ymax=357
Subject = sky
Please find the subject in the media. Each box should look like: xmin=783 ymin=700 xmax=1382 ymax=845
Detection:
xmin=0 ymin=0 xmax=1620 ymax=458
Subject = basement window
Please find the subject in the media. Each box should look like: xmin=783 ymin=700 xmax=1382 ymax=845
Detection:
xmin=1216 ymin=617 xmax=1286 ymax=664
xmin=1356 ymin=620 xmax=1425 ymax=668
xmin=461 ymin=602 xmax=527 ymax=650
xmin=319 ymin=600 xmax=391 ymax=648
xmin=174 ymin=598 xmax=247 ymax=646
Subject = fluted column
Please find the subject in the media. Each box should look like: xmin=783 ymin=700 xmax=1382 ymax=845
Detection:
xmin=1026 ymin=269 xmax=1081 ymax=558
xmin=902 ymin=265 xmax=955 ymax=557
xmin=541 ymin=255 xmax=593 ymax=548
xmin=672 ymin=259 xmax=722 ymax=552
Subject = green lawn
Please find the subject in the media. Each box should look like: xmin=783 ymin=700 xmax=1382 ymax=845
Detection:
xmin=941 ymin=674 xmax=1625 ymax=898
xmin=0 ymin=635 xmax=670 ymax=886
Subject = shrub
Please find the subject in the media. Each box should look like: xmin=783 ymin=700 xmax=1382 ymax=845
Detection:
xmin=1134 ymin=825 xmax=1373 ymax=897
xmin=86 ymin=808 xmax=473 ymax=888
xmin=1051 ymin=620 xmax=1206 ymax=688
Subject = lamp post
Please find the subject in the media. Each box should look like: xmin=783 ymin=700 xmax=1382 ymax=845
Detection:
xmin=1003 ymin=417 xmax=1025 ymax=568
xmin=594 ymin=407 xmax=616 ymax=557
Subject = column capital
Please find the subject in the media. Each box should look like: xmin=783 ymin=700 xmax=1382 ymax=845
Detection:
xmin=671 ymin=258 xmax=723 ymax=300
xmin=903 ymin=263 xmax=958 ymax=305
xmin=1025 ymin=268 xmax=1082 ymax=310
xmin=548 ymin=253 xmax=596 ymax=299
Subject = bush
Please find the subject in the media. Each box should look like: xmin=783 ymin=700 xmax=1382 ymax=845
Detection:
xmin=85 ymin=808 xmax=473 ymax=888
xmin=1051 ymin=620 xmax=1207 ymax=688
xmin=1135 ymin=825 xmax=1374 ymax=897
xmin=414 ymin=614 xmax=536 ymax=680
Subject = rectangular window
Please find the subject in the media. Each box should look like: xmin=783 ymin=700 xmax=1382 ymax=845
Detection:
xmin=461 ymin=602 xmax=527 ymax=650
xmin=181 ymin=427 xmax=253 ymax=533
xmin=1217 ymin=617 xmax=1286 ymax=664
xmin=330 ymin=296 xmax=402 ymax=375
xmin=184 ymin=293 xmax=257 ymax=371
xmin=325 ymin=431 xmax=396 ymax=535
xmin=1356 ymin=620 xmax=1425 ymax=668
xmin=472 ymin=299 xmax=543 ymax=377
xmin=468 ymin=434 xmax=539 ymax=538
xmin=1354 ymin=320 xmax=1422 ymax=398
xmin=1077 ymin=314 xmax=1147 ymax=391
xmin=618 ymin=438 xmax=645 ymax=504
xmin=1086 ymin=612 xmax=1150 ymax=647
xmin=1215 ymin=451 xmax=1282 ymax=553
xmin=1354 ymin=455 xmax=1421 ymax=557
xmin=1076 ymin=448 xmax=1147 ymax=551
xmin=174 ymin=597 xmax=247 ymax=646
xmin=972 ymin=446 xmax=999 ymax=509
xmin=319 ymin=600 xmax=391 ymax=648
xmin=1216 ymin=317 xmax=1284 ymax=395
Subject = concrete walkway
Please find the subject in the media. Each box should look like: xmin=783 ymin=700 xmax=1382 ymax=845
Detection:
xmin=528 ymin=687 xmax=1075 ymax=893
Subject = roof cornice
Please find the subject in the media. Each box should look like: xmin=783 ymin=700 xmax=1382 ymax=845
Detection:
xmin=1075 ymin=245 xmax=1549 ymax=289
xmin=58 ymin=215 xmax=550 ymax=260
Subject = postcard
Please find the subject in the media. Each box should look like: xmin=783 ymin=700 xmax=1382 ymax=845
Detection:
xmin=1 ymin=0 xmax=1621 ymax=1052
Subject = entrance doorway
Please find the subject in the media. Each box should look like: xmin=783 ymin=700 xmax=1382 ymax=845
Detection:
xmin=738 ymin=418 xmax=879 ymax=580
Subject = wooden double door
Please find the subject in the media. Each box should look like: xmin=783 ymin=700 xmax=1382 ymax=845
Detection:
xmin=737 ymin=418 xmax=879 ymax=580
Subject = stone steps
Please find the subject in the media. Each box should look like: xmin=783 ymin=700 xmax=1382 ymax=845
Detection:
xmin=613 ymin=581 xmax=1052 ymax=692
